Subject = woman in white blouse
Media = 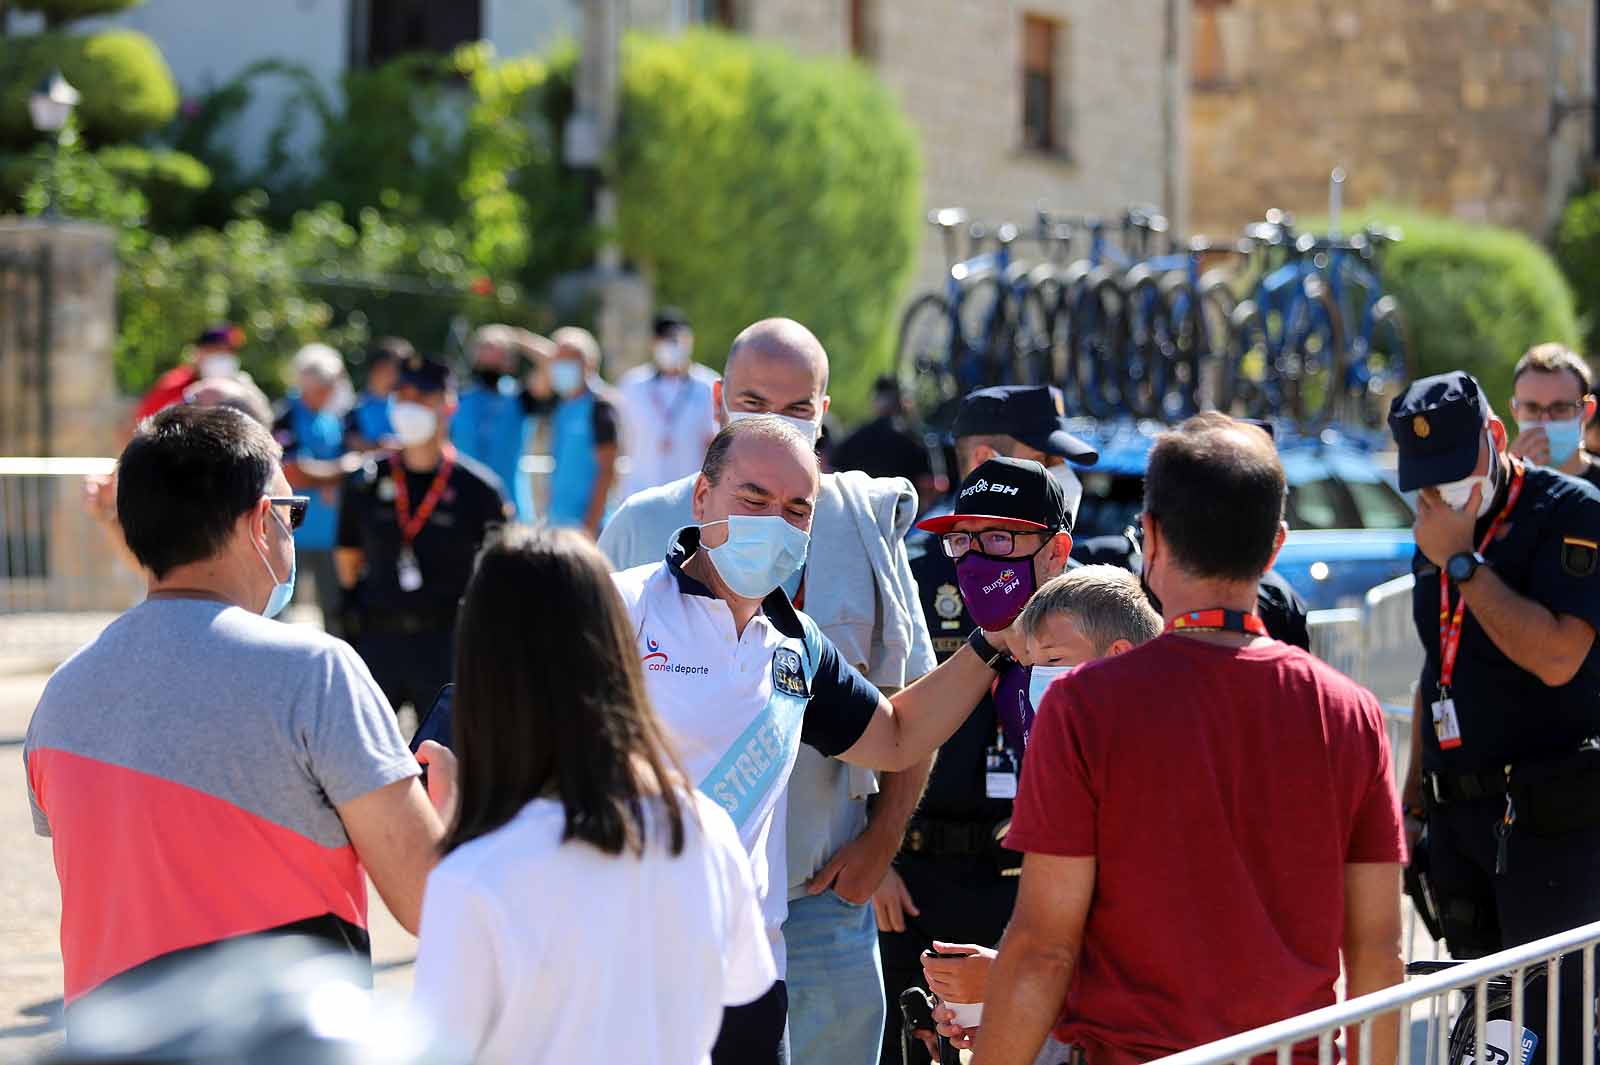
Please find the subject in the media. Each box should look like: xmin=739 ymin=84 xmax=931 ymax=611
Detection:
xmin=412 ymin=525 xmax=775 ymax=1065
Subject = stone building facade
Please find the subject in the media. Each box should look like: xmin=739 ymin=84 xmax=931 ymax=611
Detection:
xmin=1189 ymin=0 xmax=1596 ymax=238
xmin=625 ymin=0 xmax=1190 ymax=297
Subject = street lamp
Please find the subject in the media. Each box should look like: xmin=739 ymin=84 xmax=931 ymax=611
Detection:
xmin=29 ymin=70 xmax=79 ymax=221
xmin=29 ymin=70 xmax=80 ymax=138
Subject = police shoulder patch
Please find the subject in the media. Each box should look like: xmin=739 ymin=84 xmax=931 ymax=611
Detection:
xmin=1562 ymin=536 xmax=1599 ymax=577
xmin=772 ymin=647 xmax=809 ymax=698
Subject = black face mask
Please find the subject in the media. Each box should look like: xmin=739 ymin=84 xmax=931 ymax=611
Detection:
xmin=1131 ymin=522 xmax=1162 ymax=614
xmin=474 ymin=368 xmax=504 ymax=389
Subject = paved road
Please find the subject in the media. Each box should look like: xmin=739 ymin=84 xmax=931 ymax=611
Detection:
xmin=0 ymin=666 xmax=419 ymax=1065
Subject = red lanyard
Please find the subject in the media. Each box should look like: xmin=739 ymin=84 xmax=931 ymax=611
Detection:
xmin=393 ymin=447 xmax=456 ymax=547
xmin=1166 ymin=609 xmax=1270 ymax=637
xmin=1438 ymin=460 xmax=1524 ymax=693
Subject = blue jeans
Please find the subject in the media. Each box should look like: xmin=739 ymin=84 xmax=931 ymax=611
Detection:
xmin=784 ymin=890 xmax=885 ymax=1065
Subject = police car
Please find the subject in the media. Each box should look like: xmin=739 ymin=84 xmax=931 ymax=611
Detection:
xmin=1069 ymin=421 xmax=1415 ymax=610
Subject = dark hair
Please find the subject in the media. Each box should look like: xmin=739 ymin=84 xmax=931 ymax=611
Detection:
xmin=444 ymin=525 xmax=692 ymax=858
xmin=700 ymin=416 xmax=814 ymax=487
xmin=366 ymin=336 xmax=414 ymax=369
xmin=116 ymin=406 xmax=281 ymax=579
xmin=1144 ymin=412 xmax=1286 ymax=582
xmin=653 ymin=306 xmax=689 ymax=336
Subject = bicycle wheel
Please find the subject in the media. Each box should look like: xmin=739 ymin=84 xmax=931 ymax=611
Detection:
xmin=896 ymin=294 xmax=961 ymax=423
xmin=1220 ymin=300 xmax=1277 ymax=420
xmin=1009 ymin=283 xmax=1058 ymax=387
xmin=1068 ymin=275 xmax=1120 ymax=418
xmin=1350 ymin=295 xmax=1407 ymax=428
xmin=1282 ymin=277 xmax=1345 ymax=430
xmin=1120 ymin=269 xmax=1175 ymax=420
xmin=960 ymin=277 xmax=1011 ymax=390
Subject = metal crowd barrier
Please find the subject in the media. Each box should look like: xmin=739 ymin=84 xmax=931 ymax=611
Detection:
xmin=1149 ymin=918 xmax=1600 ymax=1065
xmin=0 ymin=456 xmax=144 ymax=667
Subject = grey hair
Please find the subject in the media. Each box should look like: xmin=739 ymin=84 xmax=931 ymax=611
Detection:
xmin=552 ymin=326 xmax=601 ymax=370
xmin=291 ymin=342 xmax=346 ymax=385
xmin=1017 ymin=565 xmax=1163 ymax=655
xmin=701 ymin=415 xmax=816 ymax=486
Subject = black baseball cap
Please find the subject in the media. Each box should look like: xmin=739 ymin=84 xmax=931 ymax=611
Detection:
xmin=398 ymin=355 xmax=453 ymax=394
xmin=917 ymin=457 xmax=1076 ymax=535
xmin=952 ymin=386 xmax=1099 ymax=465
xmin=196 ymin=323 xmax=242 ymax=349
xmin=1388 ymin=370 xmax=1490 ymax=491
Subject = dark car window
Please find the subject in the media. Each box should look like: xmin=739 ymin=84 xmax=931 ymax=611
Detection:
xmin=1285 ymin=476 xmax=1360 ymax=530
xmin=1321 ymin=450 xmax=1414 ymax=529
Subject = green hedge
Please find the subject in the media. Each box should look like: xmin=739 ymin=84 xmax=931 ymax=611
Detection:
xmin=12 ymin=0 xmax=145 ymax=25
xmin=0 ymin=30 xmax=178 ymax=148
xmin=611 ymin=31 xmax=922 ymax=422
xmin=1340 ymin=208 xmax=1580 ymax=411
xmin=1553 ymin=187 xmax=1600 ymax=358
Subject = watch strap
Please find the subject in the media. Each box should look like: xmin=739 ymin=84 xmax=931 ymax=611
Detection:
xmin=967 ymin=628 xmax=1010 ymax=671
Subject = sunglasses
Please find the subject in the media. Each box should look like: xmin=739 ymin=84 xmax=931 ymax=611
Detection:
xmin=267 ymin=495 xmax=310 ymax=530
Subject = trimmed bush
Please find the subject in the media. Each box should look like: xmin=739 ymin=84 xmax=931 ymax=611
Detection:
xmin=13 ymin=0 xmax=145 ymax=25
xmin=610 ymin=30 xmax=922 ymax=422
xmin=0 ymin=30 xmax=178 ymax=147
xmin=1342 ymin=208 xmax=1580 ymax=410
xmin=1553 ymin=187 xmax=1600 ymax=358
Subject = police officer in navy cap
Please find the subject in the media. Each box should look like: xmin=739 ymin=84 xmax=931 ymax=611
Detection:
xmin=1392 ymin=370 xmax=1600 ymax=1063
xmin=886 ymin=386 xmax=1095 ymax=1062
xmin=337 ymin=356 xmax=513 ymax=717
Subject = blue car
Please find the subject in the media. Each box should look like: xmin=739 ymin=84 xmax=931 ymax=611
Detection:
xmin=1066 ymin=420 xmax=1415 ymax=611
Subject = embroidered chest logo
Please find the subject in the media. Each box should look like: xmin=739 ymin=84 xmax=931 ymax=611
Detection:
xmin=772 ymin=647 xmax=809 ymax=697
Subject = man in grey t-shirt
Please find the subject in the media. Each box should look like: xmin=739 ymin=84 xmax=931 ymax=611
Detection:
xmin=24 ymin=406 xmax=447 ymax=1011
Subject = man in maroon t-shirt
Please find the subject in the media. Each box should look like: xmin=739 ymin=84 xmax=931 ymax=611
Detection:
xmin=968 ymin=413 xmax=1406 ymax=1065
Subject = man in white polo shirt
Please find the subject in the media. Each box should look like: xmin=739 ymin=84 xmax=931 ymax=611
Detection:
xmin=612 ymin=415 xmax=1010 ymax=1065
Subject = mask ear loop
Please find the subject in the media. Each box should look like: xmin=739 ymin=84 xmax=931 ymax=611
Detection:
xmin=254 ymin=505 xmax=288 ymax=585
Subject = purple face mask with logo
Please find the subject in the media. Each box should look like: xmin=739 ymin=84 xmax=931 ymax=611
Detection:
xmin=955 ymin=550 xmax=1038 ymax=631
xmin=992 ymin=661 xmax=1034 ymax=753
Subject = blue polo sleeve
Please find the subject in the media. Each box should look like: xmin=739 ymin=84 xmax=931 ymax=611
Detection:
xmin=800 ymin=636 xmax=883 ymax=757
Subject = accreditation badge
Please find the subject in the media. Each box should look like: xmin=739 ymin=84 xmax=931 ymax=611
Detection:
xmin=1431 ymin=697 xmax=1463 ymax=750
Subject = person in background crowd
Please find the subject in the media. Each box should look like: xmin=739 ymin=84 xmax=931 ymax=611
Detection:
xmin=830 ymin=376 xmax=940 ymax=510
xmin=601 ymin=319 xmax=937 ymax=1065
xmin=913 ymin=565 xmax=1161 ymax=1064
xmin=618 ymin=307 xmax=720 ymax=498
xmin=886 ymin=386 xmax=1097 ymax=1065
xmin=25 ymin=406 xmax=446 ymax=1018
xmin=451 ymin=325 xmax=548 ymax=522
xmin=337 ymin=356 xmax=512 ymax=716
xmin=1508 ymin=342 xmax=1600 ymax=491
xmin=346 ymin=337 xmax=412 ymax=450
xmin=1587 ymin=404 xmax=1600 ymax=457
xmin=528 ymin=326 xmax=622 ymax=538
xmin=133 ymin=323 xmax=248 ymax=422
xmin=185 ymin=376 xmax=273 ymax=428
xmin=410 ymin=525 xmax=775 ymax=1065
xmin=963 ymin=412 xmax=1404 ymax=1065
xmin=1393 ymin=371 xmax=1600 ymax=1065
xmin=274 ymin=343 xmax=360 ymax=635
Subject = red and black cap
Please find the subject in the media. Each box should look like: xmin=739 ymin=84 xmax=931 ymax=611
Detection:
xmin=952 ymin=385 xmax=1099 ymax=465
xmin=917 ymin=457 xmax=1075 ymax=535
xmin=1387 ymin=370 xmax=1489 ymax=491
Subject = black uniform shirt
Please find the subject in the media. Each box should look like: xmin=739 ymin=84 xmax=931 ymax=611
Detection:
xmin=908 ymin=521 xmax=1014 ymax=823
xmin=1582 ymin=460 xmax=1600 ymax=493
xmin=1410 ymin=464 xmax=1600 ymax=771
xmin=337 ymin=451 xmax=512 ymax=616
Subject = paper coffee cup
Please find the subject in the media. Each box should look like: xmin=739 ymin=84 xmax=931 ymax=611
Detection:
xmin=946 ymin=1000 xmax=983 ymax=1028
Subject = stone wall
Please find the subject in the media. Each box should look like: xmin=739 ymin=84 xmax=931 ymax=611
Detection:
xmin=1189 ymin=0 xmax=1595 ymax=239
xmin=625 ymin=0 xmax=1188 ymax=309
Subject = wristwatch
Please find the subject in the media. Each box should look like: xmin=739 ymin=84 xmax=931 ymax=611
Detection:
xmin=967 ymin=628 xmax=1011 ymax=671
xmin=1446 ymin=551 xmax=1486 ymax=583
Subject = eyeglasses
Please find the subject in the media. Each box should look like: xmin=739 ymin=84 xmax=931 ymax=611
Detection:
xmin=939 ymin=528 xmax=1049 ymax=560
xmin=1510 ymin=398 xmax=1588 ymax=422
xmin=267 ymin=496 xmax=310 ymax=530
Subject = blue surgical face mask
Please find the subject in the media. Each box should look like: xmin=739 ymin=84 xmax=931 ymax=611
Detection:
xmin=255 ymin=507 xmax=297 ymax=619
xmin=550 ymin=361 xmax=585 ymax=397
xmin=1027 ymin=664 xmax=1074 ymax=710
xmin=700 ymin=514 xmax=811 ymax=600
xmin=1522 ymin=417 xmax=1584 ymax=467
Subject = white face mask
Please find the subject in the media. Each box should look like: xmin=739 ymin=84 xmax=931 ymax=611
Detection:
xmin=198 ymin=353 xmax=239 ymax=380
xmin=390 ymin=401 xmax=438 ymax=447
xmin=725 ymin=406 xmax=821 ymax=447
xmin=1027 ymin=664 xmax=1074 ymax=710
xmin=1436 ymin=431 xmax=1498 ymax=518
xmin=654 ymin=339 xmax=689 ymax=372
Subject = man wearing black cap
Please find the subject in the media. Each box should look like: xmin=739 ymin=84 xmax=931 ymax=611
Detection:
xmin=884 ymin=386 xmax=1095 ymax=1064
xmin=336 ymin=356 xmax=513 ymax=715
xmin=1391 ymin=370 xmax=1600 ymax=1062
xmin=831 ymin=376 xmax=940 ymax=510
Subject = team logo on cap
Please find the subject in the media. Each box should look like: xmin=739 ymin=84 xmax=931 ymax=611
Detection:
xmin=1413 ymin=414 xmax=1431 ymax=439
xmin=961 ymin=478 xmax=1020 ymax=499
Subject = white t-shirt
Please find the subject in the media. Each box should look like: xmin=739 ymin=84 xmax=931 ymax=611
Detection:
xmin=618 ymin=364 xmax=720 ymax=497
xmin=412 ymin=791 xmax=775 ymax=1065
